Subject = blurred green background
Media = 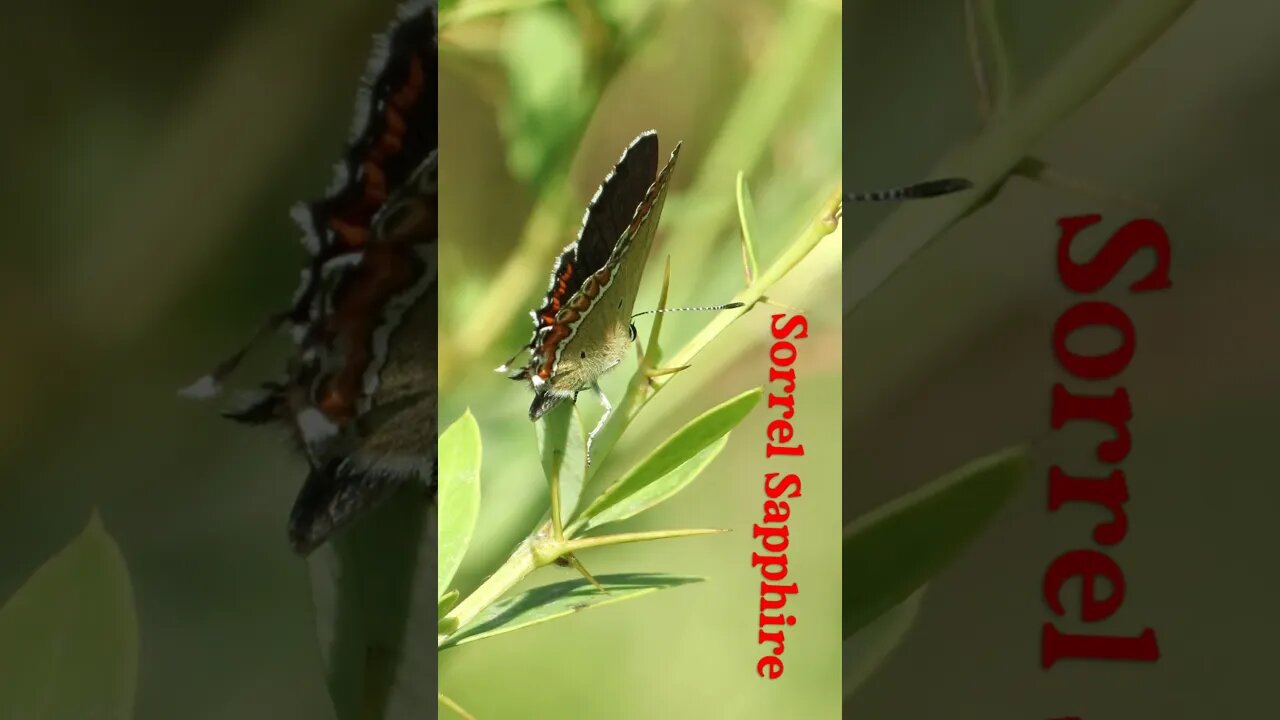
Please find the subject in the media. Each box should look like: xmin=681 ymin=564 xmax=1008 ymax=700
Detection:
xmin=0 ymin=0 xmax=840 ymax=718
xmin=844 ymin=0 xmax=1276 ymax=717
xmin=438 ymin=0 xmax=840 ymax=718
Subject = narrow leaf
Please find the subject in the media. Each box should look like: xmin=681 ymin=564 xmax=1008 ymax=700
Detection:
xmin=575 ymin=435 xmax=729 ymax=533
xmin=536 ymin=401 xmax=587 ymax=525
xmin=438 ymin=409 xmax=483 ymax=598
xmin=438 ymin=589 xmax=460 ymax=619
xmin=736 ymin=171 xmax=760 ymax=284
xmin=642 ymin=255 xmax=674 ymax=368
xmin=742 ymin=169 xmax=757 ymax=281
xmin=0 ymin=511 xmax=138 ymax=720
xmin=439 ymin=574 xmax=703 ymax=649
xmin=438 ymin=616 xmax=460 ymax=637
xmin=573 ymin=388 xmax=761 ymax=532
xmin=843 ymin=447 xmax=1028 ymax=638
xmin=843 ymin=588 xmax=925 ymax=699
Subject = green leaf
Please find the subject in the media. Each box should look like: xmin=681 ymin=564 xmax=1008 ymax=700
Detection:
xmin=500 ymin=6 xmax=584 ymax=186
xmin=536 ymin=401 xmax=587 ymax=525
xmin=438 ymin=589 xmax=460 ymax=619
xmin=0 ymin=511 xmax=138 ymax=720
xmin=576 ymin=435 xmax=729 ymax=534
xmin=439 ymin=574 xmax=702 ymax=649
xmin=735 ymin=171 xmax=761 ymax=284
xmin=438 ymin=409 xmax=483 ymax=599
xmin=843 ymin=588 xmax=925 ymax=699
xmin=571 ymin=387 xmax=761 ymax=533
xmin=843 ymin=447 xmax=1028 ymax=638
xmin=438 ymin=616 xmax=460 ymax=637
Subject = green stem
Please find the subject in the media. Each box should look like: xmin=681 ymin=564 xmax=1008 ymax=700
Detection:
xmin=438 ymin=537 xmax=540 ymax=647
xmin=843 ymin=0 xmax=1197 ymax=316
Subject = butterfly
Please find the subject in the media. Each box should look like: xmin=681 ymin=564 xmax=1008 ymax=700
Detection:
xmin=181 ymin=0 xmax=438 ymax=555
xmin=498 ymin=131 xmax=729 ymax=454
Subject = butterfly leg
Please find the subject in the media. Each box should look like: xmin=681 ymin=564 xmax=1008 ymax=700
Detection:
xmin=585 ymin=382 xmax=612 ymax=467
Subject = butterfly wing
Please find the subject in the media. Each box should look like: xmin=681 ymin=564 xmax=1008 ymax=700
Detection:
xmin=518 ymin=132 xmax=660 ymax=369
xmin=588 ymin=140 xmax=681 ymax=330
xmin=527 ymin=140 xmax=681 ymax=417
xmin=567 ymin=132 xmax=660 ymax=294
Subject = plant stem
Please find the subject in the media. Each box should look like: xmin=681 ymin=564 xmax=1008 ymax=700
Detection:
xmin=843 ymin=0 xmax=1197 ymax=316
xmin=438 ymin=536 xmax=540 ymax=647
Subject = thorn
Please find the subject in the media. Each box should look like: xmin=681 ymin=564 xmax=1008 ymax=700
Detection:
xmin=564 ymin=554 xmax=607 ymax=594
xmin=1015 ymin=156 xmax=1160 ymax=215
xmin=646 ymin=364 xmax=691 ymax=389
xmin=647 ymin=364 xmax=691 ymax=379
xmin=758 ymin=295 xmax=804 ymax=314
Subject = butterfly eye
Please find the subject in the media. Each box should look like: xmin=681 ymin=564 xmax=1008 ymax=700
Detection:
xmin=628 ymin=323 xmax=638 ymax=342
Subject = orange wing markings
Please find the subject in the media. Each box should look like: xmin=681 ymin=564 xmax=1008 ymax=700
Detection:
xmin=316 ymin=242 xmax=420 ymax=420
xmin=323 ymin=53 xmax=427 ymax=252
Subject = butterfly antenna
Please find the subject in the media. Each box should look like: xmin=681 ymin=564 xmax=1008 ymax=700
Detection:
xmin=846 ymin=178 xmax=973 ymax=202
xmin=179 ymin=311 xmax=290 ymax=399
xmin=631 ymin=301 xmax=744 ymax=319
xmin=495 ymin=347 xmax=523 ymax=374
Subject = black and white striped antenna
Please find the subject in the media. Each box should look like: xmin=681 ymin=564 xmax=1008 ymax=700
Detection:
xmin=631 ymin=301 xmax=744 ymax=320
xmin=846 ymin=178 xmax=972 ymax=203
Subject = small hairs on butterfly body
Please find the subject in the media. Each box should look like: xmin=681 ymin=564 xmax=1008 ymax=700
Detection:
xmin=181 ymin=0 xmax=438 ymax=555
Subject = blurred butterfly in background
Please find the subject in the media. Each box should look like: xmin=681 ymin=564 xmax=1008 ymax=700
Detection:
xmin=181 ymin=0 xmax=438 ymax=555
